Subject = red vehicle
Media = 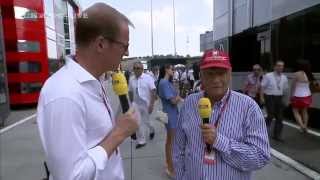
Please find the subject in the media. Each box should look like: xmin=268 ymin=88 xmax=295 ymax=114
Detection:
xmin=1 ymin=0 xmax=79 ymax=105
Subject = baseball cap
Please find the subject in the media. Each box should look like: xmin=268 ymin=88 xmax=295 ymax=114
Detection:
xmin=200 ymin=49 xmax=232 ymax=70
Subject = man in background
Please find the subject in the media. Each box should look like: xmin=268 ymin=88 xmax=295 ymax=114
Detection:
xmin=261 ymin=61 xmax=289 ymax=141
xmin=129 ymin=62 xmax=157 ymax=148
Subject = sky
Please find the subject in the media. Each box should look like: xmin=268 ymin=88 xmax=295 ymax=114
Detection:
xmin=79 ymin=0 xmax=213 ymax=58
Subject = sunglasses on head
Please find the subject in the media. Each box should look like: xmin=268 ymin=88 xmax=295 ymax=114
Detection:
xmin=134 ymin=67 xmax=143 ymax=70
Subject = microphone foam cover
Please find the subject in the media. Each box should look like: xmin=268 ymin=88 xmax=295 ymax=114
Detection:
xmin=198 ymin=97 xmax=211 ymax=119
xmin=112 ymin=72 xmax=128 ymax=95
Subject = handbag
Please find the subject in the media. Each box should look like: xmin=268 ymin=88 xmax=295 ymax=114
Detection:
xmin=155 ymin=110 xmax=168 ymax=124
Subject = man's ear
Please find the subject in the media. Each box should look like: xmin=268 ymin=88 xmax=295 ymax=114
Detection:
xmin=95 ymin=36 xmax=107 ymax=53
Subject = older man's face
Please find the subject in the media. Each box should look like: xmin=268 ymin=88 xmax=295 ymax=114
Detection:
xmin=201 ymin=68 xmax=231 ymax=100
xmin=133 ymin=64 xmax=143 ymax=77
xmin=274 ymin=62 xmax=284 ymax=73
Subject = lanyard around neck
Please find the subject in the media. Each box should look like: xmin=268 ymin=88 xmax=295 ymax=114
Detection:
xmin=213 ymin=91 xmax=231 ymax=128
xmin=273 ymin=73 xmax=282 ymax=90
xmin=100 ymin=82 xmax=114 ymax=125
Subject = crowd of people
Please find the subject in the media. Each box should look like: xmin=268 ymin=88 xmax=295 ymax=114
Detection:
xmin=243 ymin=60 xmax=319 ymax=140
xmin=121 ymin=50 xmax=272 ymax=179
xmin=122 ymin=54 xmax=320 ymax=179
xmin=36 ymin=3 xmax=319 ymax=180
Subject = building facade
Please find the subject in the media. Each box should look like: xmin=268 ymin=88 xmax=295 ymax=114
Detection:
xmin=213 ymin=0 xmax=320 ymax=73
xmin=212 ymin=0 xmax=320 ymax=125
xmin=0 ymin=0 xmax=79 ymax=106
xmin=200 ymin=31 xmax=214 ymax=52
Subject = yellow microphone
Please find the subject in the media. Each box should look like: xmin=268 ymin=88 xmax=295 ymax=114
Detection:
xmin=112 ymin=72 xmax=128 ymax=96
xmin=198 ymin=97 xmax=212 ymax=152
xmin=198 ymin=97 xmax=211 ymax=124
xmin=112 ymin=72 xmax=136 ymax=140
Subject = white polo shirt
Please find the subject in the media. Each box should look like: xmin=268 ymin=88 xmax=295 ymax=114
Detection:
xmin=129 ymin=73 xmax=156 ymax=107
xmin=37 ymin=57 xmax=124 ymax=180
xmin=261 ymin=72 xmax=289 ymax=96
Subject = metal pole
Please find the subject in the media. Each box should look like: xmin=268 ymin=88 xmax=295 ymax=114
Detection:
xmin=172 ymin=0 xmax=177 ymax=56
xmin=186 ymin=35 xmax=190 ymax=56
xmin=212 ymin=0 xmax=215 ymax=49
xmin=151 ymin=0 xmax=154 ymax=57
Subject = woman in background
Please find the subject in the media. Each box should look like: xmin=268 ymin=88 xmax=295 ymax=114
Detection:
xmin=243 ymin=64 xmax=263 ymax=106
xmin=157 ymin=64 xmax=183 ymax=178
xmin=290 ymin=60 xmax=314 ymax=133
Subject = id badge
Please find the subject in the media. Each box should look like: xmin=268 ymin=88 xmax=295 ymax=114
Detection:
xmin=203 ymin=149 xmax=216 ymax=165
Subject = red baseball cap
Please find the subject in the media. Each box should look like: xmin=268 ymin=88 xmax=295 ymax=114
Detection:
xmin=200 ymin=49 xmax=232 ymax=70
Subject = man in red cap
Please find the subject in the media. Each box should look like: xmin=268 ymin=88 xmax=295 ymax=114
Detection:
xmin=172 ymin=50 xmax=270 ymax=180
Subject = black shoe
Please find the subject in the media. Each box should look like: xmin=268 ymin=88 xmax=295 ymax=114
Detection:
xmin=150 ymin=132 xmax=155 ymax=140
xmin=136 ymin=143 xmax=146 ymax=149
xmin=131 ymin=133 xmax=137 ymax=140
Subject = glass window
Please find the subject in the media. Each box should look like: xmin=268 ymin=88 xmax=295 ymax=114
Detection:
xmin=14 ymin=6 xmax=38 ymax=20
xmin=9 ymin=82 xmax=42 ymax=94
xmin=54 ymin=0 xmax=67 ymax=38
xmin=214 ymin=14 xmax=229 ymax=41
xmin=65 ymin=40 xmax=70 ymax=52
xmin=64 ymin=16 xmax=70 ymax=40
xmin=0 ymin=65 xmax=7 ymax=103
xmin=271 ymin=4 xmax=320 ymax=72
xmin=21 ymin=82 xmax=42 ymax=94
xmin=65 ymin=49 xmax=70 ymax=55
xmin=68 ymin=4 xmax=76 ymax=55
xmin=46 ymin=28 xmax=56 ymax=41
xmin=17 ymin=40 xmax=40 ymax=52
xmin=215 ymin=0 xmax=229 ymax=18
xmin=47 ymin=39 xmax=58 ymax=59
xmin=233 ymin=4 xmax=250 ymax=34
xmin=0 ymin=25 xmax=7 ymax=104
xmin=7 ymin=61 xmax=41 ymax=73
xmin=44 ymin=0 xmax=55 ymax=29
xmin=253 ymin=0 xmax=271 ymax=26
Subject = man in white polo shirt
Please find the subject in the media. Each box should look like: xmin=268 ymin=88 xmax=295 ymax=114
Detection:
xmin=129 ymin=62 xmax=157 ymax=148
xmin=261 ymin=60 xmax=289 ymax=141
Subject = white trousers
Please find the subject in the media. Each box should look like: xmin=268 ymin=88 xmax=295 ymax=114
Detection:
xmin=136 ymin=104 xmax=155 ymax=144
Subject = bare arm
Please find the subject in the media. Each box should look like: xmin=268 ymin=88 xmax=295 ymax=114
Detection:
xmin=170 ymin=96 xmax=183 ymax=105
xmin=290 ymin=72 xmax=298 ymax=97
xmin=148 ymin=89 xmax=157 ymax=113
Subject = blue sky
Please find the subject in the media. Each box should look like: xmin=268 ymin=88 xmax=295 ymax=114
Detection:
xmin=79 ymin=0 xmax=213 ymax=57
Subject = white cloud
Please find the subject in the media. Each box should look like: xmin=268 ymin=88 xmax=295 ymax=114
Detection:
xmin=153 ymin=6 xmax=173 ymax=31
xmin=192 ymin=25 xmax=208 ymax=34
xmin=204 ymin=0 xmax=213 ymax=23
xmin=204 ymin=0 xmax=213 ymax=9
xmin=79 ymin=0 xmax=213 ymax=57
xmin=128 ymin=6 xmax=190 ymax=56
xmin=129 ymin=6 xmax=185 ymax=33
xmin=129 ymin=10 xmax=150 ymax=30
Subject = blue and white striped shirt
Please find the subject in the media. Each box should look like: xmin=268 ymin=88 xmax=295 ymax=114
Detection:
xmin=173 ymin=90 xmax=270 ymax=180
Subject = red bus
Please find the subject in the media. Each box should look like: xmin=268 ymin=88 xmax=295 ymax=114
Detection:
xmin=1 ymin=0 xmax=79 ymax=105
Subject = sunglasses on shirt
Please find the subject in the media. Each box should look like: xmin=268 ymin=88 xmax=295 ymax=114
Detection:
xmin=133 ymin=67 xmax=143 ymax=70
